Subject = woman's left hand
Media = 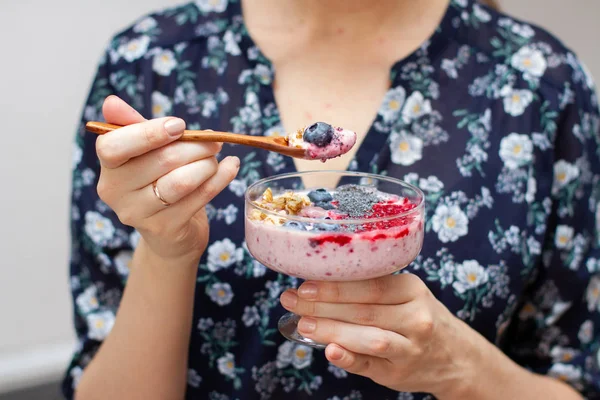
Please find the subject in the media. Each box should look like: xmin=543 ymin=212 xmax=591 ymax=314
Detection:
xmin=279 ymin=273 xmax=487 ymax=398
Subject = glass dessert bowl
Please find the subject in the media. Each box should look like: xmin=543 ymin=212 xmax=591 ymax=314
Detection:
xmin=244 ymin=171 xmax=425 ymax=348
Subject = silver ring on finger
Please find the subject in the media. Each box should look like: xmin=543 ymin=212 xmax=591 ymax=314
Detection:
xmin=152 ymin=180 xmax=171 ymax=207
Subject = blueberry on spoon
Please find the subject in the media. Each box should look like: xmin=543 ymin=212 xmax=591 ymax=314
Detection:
xmin=303 ymin=122 xmax=335 ymax=147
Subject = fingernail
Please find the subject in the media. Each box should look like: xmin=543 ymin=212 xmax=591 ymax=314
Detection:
xmin=164 ymin=118 xmax=185 ymax=137
xmin=280 ymin=292 xmax=297 ymax=309
xmin=327 ymin=345 xmax=344 ymax=361
xmin=298 ymin=283 xmax=318 ymax=299
xmin=230 ymin=156 xmax=240 ymax=168
xmin=298 ymin=317 xmax=316 ymax=333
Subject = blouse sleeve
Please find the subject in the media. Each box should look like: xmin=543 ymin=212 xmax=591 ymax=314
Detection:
xmin=504 ymin=62 xmax=600 ymax=398
xmin=61 ymin=47 xmax=139 ymax=398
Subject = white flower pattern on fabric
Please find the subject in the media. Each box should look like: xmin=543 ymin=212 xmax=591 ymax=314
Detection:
xmin=452 ymin=260 xmax=489 ymax=294
xmin=502 ymin=88 xmax=534 ymax=116
xmin=402 ymin=91 xmax=432 ymax=123
xmin=84 ymin=212 xmax=115 ymax=246
xmin=207 ymin=238 xmax=240 ymax=271
xmin=276 ymin=341 xmax=314 ymax=370
xmin=578 ymin=320 xmax=594 ymax=344
xmin=217 ymin=352 xmax=237 ymax=378
xmin=499 ymin=133 xmax=533 ymax=170
xmin=223 ymin=30 xmax=241 ymax=56
xmin=86 ymin=310 xmax=115 ymax=340
xmin=195 ymin=0 xmax=228 ymax=13
xmin=228 ymin=179 xmax=247 ymax=197
xmin=431 ymin=204 xmax=469 ymax=243
xmin=419 ymin=176 xmax=444 ymax=192
xmin=548 ymin=363 xmax=582 ymax=383
xmin=114 ymin=250 xmax=133 ymax=276
xmin=552 ymin=160 xmax=580 ymax=193
xmin=208 ymin=282 xmax=234 ymax=306
xmin=389 ymin=131 xmax=423 ymax=166
xmin=586 ymin=276 xmax=600 ymax=312
xmin=555 ymin=225 xmax=575 ymax=249
xmin=511 ymin=46 xmax=547 ymax=77
xmin=153 ymin=49 xmax=177 ymax=76
xmin=133 ymin=17 xmax=157 ymax=33
xmin=265 ymin=124 xmax=285 ymax=137
xmin=118 ymin=36 xmax=150 ymax=62
xmin=187 ymin=369 xmax=203 ymax=388
xmin=75 ymin=286 xmax=99 ymax=314
xmin=379 ymin=86 xmax=406 ymax=123
xmin=151 ymin=91 xmax=173 ymax=118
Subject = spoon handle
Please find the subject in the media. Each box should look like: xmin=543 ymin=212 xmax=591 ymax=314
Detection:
xmin=86 ymin=121 xmax=247 ymax=142
xmin=84 ymin=121 xmax=304 ymax=158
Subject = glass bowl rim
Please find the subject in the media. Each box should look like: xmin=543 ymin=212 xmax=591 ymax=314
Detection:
xmin=244 ymin=170 xmax=425 ymax=225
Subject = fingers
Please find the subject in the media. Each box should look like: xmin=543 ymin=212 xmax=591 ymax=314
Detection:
xmin=108 ymin=156 xmax=219 ymax=226
xmin=102 ymin=95 xmax=146 ymax=125
xmin=296 ymin=273 xmax=427 ymax=305
xmin=325 ymin=343 xmax=392 ymax=381
xmin=170 ymin=155 xmax=240 ymax=222
xmin=134 ymin=156 xmax=220 ymax=217
xmin=297 ymin=316 xmax=409 ymax=359
xmin=96 ymin=117 xmax=186 ymax=169
xmin=115 ymin=141 xmax=223 ymax=191
xmin=281 ymin=291 xmax=405 ymax=332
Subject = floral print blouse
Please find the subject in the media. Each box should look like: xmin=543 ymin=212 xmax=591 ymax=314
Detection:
xmin=64 ymin=0 xmax=600 ymax=399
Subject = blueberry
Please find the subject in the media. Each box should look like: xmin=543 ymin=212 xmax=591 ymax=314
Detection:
xmin=303 ymin=122 xmax=334 ymax=147
xmin=283 ymin=221 xmax=307 ymax=231
xmin=307 ymin=188 xmax=333 ymax=203
xmin=314 ymin=201 xmax=335 ymax=210
xmin=314 ymin=223 xmax=340 ymax=232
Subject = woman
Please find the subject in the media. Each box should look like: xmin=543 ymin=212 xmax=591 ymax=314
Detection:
xmin=65 ymin=0 xmax=600 ymax=398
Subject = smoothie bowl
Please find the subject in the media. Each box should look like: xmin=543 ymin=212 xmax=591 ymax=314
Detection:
xmin=245 ymin=171 xmax=425 ymax=282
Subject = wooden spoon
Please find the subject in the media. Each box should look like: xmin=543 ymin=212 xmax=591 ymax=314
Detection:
xmin=85 ymin=121 xmax=306 ymax=159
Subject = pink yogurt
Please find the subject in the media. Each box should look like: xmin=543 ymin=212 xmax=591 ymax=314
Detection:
xmin=304 ymin=127 xmax=357 ymax=161
xmin=245 ymin=216 xmax=424 ymax=281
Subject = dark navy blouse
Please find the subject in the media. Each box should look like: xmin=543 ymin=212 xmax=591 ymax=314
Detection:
xmin=64 ymin=1 xmax=600 ymax=398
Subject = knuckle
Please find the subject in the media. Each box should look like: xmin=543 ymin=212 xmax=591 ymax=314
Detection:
xmin=221 ymin=159 xmax=237 ymax=181
xmin=355 ymin=357 xmax=372 ymax=374
xmin=368 ymin=278 xmax=388 ymax=302
xmin=301 ymin=300 xmax=317 ymax=316
xmin=331 ymin=321 xmax=344 ymax=341
xmin=117 ymin=209 xmax=136 ymax=227
xmin=368 ymin=332 xmax=392 ymax=356
xmin=414 ymin=313 xmax=434 ymax=336
xmin=142 ymin=123 xmax=164 ymax=147
xmin=156 ymin=146 xmax=179 ymax=170
xmin=96 ymin=178 xmax=113 ymax=204
xmin=354 ymin=305 xmax=378 ymax=325
xmin=325 ymin=283 xmax=341 ymax=302
xmin=411 ymin=343 xmax=424 ymax=358
xmin=404 ymin=272 xmax=425 ymax=289
xmin=169 ymin=174 xmax=196 ymax=197
xmin=193 ymin=159 xmax=223 ymax=197
xmin=95 ymin=137 xmax=119 ymax=166
xmin=205 ymin=157 xmax=219 ymax=175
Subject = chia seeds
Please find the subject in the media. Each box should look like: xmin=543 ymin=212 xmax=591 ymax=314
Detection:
xmin=333 ymin=184 xmax=380 ymax=218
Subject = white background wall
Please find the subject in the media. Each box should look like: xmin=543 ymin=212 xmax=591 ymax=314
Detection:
xmin=0 ymin=0 xmax=598 ymax=394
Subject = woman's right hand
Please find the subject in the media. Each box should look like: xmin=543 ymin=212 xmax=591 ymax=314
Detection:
xmin=95 ymin=95 xmax=239 ymax=261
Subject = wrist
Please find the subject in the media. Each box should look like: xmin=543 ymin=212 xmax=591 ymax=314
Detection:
xmin=432 ymin=317 xmax=483 ymax=399
xmin=135 ymin=237 xmax=203 ymax=269
xmin=436 ymin=318 xmax=533 ymax=400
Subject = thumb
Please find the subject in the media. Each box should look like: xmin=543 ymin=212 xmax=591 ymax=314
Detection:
xmin=102 ymin=95 xmax=146 ymax=126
